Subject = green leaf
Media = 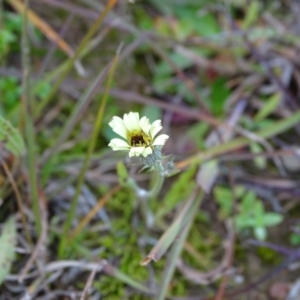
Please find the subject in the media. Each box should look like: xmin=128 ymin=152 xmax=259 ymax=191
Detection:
xmin=154 ymin=52 xmax=192 ymax=77
xmin=156 ymin=166 xmax=196 ymax=219
xmin=250 ymin=142 xmax=267 ymax=169
xmin=116 ymin=161 xmax=128 ymax=185
xmin=210 ymin=78 xmax=230 ymax=116
xmin=0 ymin=217 xmax=17 ymax=285
xmin=240 ymin=191 xmax=256 ymax=213
xmin=254 ymin=226 xmax=267 ymax=240
xmin=254 ymin=201 xmax=265 ymax=227
xmin=197 ymin=159 xmax=219 ymax=193
xmin=263 ymin=213 xmax=283 ymax=227
xmin=254 ymin=93 xmax=281 ymax=121
xmin=175 ymin=10 xmax=220 ymax=38
xmin=235 ymin=185 xmax=246 ymax=198
xmin=0 ymin=30 xmax=15 ymax=59
xmin=0 ymin=116 xmax=26 ymax=156
xmin=187 ymin=122 xmax=210 ymax=149
xmin=235 ymin=214 xmax=255 ymax=230
xmin=214 ymin=186 xmax=233 ymax=218
xmin=193 ymin=13 xmax=220 ymax=37
xmin=242 ymin=1 xmax=260 ymax=29
xmin=290 ymin=233 xmax=300 ymax=246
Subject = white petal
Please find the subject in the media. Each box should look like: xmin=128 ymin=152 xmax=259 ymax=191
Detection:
xmin=109 ymin=116 xmax=128 ymax=139
xmin=139 ymin=116 xmax=151 ymax=134
xmin=108 ymin=138 xmax=130 ymax=150
xmin=128 ymin=147 xmax=145 ymax=157
xmin=123 ymin=112 xmax=141 ymax=131
xmin=150 ymin=120 xmax=162 ymax=138
xmin=142 ymin=147 xmax=152 ymax=157
xmin=152 ymin=134 xmax=169 ymax=146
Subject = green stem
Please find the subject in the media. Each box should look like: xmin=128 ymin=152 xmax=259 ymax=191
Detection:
xmin=58 ymin=47 xmax=120 ymax=257
xmin=149 ymin=162 xmax=165 ymax=198
xmin=127 ymin=162 xmax=165 ymax=228
xmin=127 ymin=161 xmax=165 ymax=199
xmin=22 ymin=0 xmax=41 ymax=235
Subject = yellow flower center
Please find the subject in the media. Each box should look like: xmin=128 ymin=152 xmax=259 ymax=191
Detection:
xmin=128 ymin=130 xmax=151 ymax=147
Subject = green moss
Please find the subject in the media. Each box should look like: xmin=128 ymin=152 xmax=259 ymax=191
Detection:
xmin=256 ymin=247 xmax=281 ymax=265
xmin=94 ymin=187 xmax=157 ymax=297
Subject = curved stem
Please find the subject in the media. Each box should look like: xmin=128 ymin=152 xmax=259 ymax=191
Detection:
xmin=148 ymin=162 xmax=165 ymax=199
xmin=127 ymin=161 xmax=165 ymax=200
xmin=127 ymin=162 xmax=165 ymax=228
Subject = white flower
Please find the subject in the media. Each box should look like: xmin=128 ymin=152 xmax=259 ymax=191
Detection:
xmin=108 ymin=112 xmax=169 ymax=158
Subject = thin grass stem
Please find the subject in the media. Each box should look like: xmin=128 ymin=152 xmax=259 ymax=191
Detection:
xmin=155 ymin=191 xmax=202 ymax=300
xmin=22 ymin=0 xmax=41 ymax=235
xmin=34 ymin=0 xmax=117 ymax=118
xmin=58 ymin=45 xmax=121 ymax=257
xmin=176 ymin=109 xmax=300 ymax=169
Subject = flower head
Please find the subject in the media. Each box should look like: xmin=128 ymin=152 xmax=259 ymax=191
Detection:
xmin=108 ymin=112 xmax=169 ymax=158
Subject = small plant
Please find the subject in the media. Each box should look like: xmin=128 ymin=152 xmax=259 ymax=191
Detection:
xmin=214 ymin=188 xmax=283 ymax=240
xmin=108 ymin=111 xmax=175 ymax=228
xmin=235 ymin=191 xmax=283 ymax=240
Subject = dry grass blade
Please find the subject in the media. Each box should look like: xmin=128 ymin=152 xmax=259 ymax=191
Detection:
xmin=155 ymin=189 xmax=202 ymax=300
xmin=197 ymin=100 xmax=247 ymax=192
xmin=6 ymin=0 xmax=75 ymax=57
xmin=177 ymin=109 xmax=300 ymax=169
xmin=58 ymin=42 xmax=120 ymax=256
xmin=69 ymin=185 xmax=120 ymax=242
xmin=0 ymin=158 xmax=31 ymax=244
xmin=140 ymin=190 xmax=198 ymax=266
xmin=177 ymin=222 xmax=235 ymax=285
xmin=80 ymin=266 xmax=98 ymax=300
xmin=34 ymin=0 xmax=117 ymax=117
xmin=0 ymin=217 xmax=17 ymax=285
xmin=19 ymin=190 xmax=48 ymax=282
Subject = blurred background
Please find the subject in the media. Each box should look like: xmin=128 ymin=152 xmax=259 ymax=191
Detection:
xmin=1 ymin=0 xmax=300 ymax=299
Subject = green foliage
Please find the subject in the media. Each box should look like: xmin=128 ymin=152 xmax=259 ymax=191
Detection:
xmin=214 ymin=185 xmax=245 ymax=219
xmin=1 ymin=1 xmax=298 ymax=298
xmin=95 ymin=188 xmax=154 ymax=298
xmin=155 ymin=166 xmax=196 ymax=219
xmin=0 ymin=116 xmax=26 ymax=156
xmin=0 ymin=13 xmax=22 ymax=60
xmin=116 ymin=161 xmax=128 ymax=185
xmin=153 ymin=52 xmax=192 ymax=98
xmin=173 ymin=9 xmax=220 ymax=39
xmin=235 ymin=191 xmax=283 ymax=240
xmin=0 ymin=29 xmax=16 ymax=60
xmin=0 ymin=218 xmax=17 ymax=286
xmin=254 ymin=93 xmax=281 ymax=121
xmin=214 ymin=188 xmax=283 ymax=240
xmin=185 ymin=218 xmax=220 ymax=269
xmin=151 ymin=6 xmax=221 ymax=105
xmin=187 ymin=122 xmax=210 ymax=149
xmin=250 ymin=142 xmax=267 ymax=169
xmin=0 ymin=77 xmax=21 ymax=116
xmin=256 ymin=247 xmax=280 ymax=265
xmin=210 ymin=77 xmax=231 ymax=116
xmin=242 ymin=1 xmax=260 ymax=29
xmin=290 ymin=232 xmax=300 ymax=246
